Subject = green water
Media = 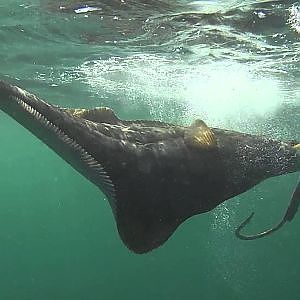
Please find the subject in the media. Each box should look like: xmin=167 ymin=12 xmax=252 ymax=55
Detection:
xmin=1 ymin=0 xmax=300 ymax=299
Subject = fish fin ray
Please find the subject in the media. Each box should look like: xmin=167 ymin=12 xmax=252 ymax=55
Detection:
xmin=184 ymin=119 xmax=217 ymax=148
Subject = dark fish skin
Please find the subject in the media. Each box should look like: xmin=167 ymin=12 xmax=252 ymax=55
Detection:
xmin=0 ymin=80 xmax=299 ymax=253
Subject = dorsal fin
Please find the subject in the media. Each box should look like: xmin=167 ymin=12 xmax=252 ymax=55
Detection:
xmin=184 ymin=119 xmax=217 ymax=149
xmin=293 ymin=143 xmax=300 ymax=151
xmin=64 ymin=107 xmax=121 ymax=125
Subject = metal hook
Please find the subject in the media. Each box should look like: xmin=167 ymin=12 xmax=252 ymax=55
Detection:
xmin=235 ymin=212 xmax=286 ymax=240
xmin=236 ymin=173 xmax=300 ymax=240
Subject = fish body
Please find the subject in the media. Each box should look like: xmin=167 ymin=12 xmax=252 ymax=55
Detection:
xmin=0 ymin=80 xmax=299 ymax=253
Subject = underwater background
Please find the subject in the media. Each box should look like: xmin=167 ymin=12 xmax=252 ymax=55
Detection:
xmin=0 ymin=0 xmax=300 ymax=299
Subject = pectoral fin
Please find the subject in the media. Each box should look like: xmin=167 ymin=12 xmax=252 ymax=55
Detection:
xmin=184 ymin=119 xmax=217 ymax=149
xmin=64 ymin=107 xmax=121 ymax=124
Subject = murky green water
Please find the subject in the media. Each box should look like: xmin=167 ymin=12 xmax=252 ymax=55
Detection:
xmin=0 ymin=0 xmax=300 ymax=299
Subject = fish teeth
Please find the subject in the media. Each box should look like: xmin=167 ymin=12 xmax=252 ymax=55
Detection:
xmin=11 ymin=93 xmax=116 ymax=201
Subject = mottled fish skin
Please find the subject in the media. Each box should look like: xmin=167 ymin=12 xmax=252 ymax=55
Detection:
xmin=0 ymin=80 xmax=299 ymax=253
